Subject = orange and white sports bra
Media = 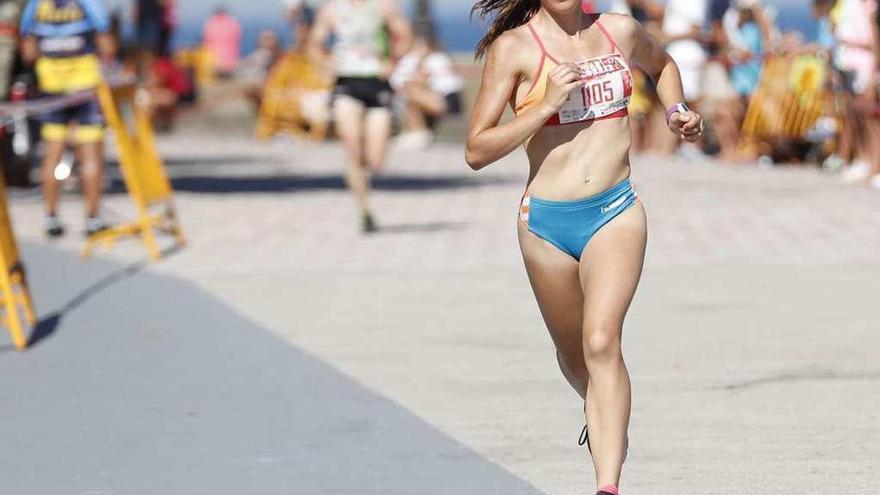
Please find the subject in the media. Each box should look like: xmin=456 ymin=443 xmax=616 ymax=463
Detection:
xmin=514 ymin=18 xmax=633 ymax=126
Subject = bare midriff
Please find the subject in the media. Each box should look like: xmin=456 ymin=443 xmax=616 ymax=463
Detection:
xmin=522 ymin=117 xmax=632 ymax=200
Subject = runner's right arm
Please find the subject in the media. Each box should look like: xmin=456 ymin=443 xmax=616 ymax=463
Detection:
xmin=465 ymin=32 xmax=580 ymax=170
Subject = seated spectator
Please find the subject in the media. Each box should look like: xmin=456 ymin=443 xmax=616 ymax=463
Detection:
xmin=390 ymin=33 xmax=463 ymax=149
xmin=149 ymin=56 xmax=194 ymax=132
xmin=284 ymin=0 xmax=319 ymax=50
xmin=239 ymin=30 xmax=282 ymax=108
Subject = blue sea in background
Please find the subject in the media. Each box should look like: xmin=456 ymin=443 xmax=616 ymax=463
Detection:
xmin=162 ymin=2 xmax=815 ymax=55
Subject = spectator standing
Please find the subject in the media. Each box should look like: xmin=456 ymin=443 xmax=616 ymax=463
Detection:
xmin=832 ymin=0 xmax=880 ymax=184
xmin=662 ymin=0 xmax=709 ymax=154
xmin=871 ymin=4 xmax=880 ymax=189
xmin=0 ymin=0 xmax=26 ymax=100
xmin=161 ymin=0 xmax=177 ymax=56
xmin=135 ymin=0 xmax=164 ymax=56
xmin=203 ymin=5 xmax=242 ymax=78
xmin=701 ymin=0 xmax=744 ymax=160
xmin=240 ymin=30 xmax=282 ymax=108
xmin=19 ymin=0 xmax=114 ymax=238
xmin=728 ymin=3 xmax=765 ymax=100
xmin=814 ymin=0 xmax=836 ymax=53
xmin=663 ymin=0 xmax=709 ymax=105
xmin=608 ymin=0 xmax=667 ymax=154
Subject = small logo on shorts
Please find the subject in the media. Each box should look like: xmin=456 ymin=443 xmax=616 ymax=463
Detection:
xmin=601 ymin=195 xmax=627 ymax=214
xmin=378 ymin=90 xmax=392 ymax=107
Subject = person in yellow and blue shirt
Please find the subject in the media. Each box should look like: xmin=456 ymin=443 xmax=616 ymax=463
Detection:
xmin=20 ymin=0 xmax=114 ymax=238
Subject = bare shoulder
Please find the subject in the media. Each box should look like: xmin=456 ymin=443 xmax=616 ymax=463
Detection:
xmin=597 ymin=12 xmax=641 ymax=42
xmin=485 ymin=26 xmax=539 ymax=73
xmin=493 ymin=26 xmax=531 ymax=51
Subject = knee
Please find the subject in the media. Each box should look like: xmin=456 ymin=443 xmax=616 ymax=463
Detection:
xmin=583 ymin=323 xmax=623 ymax=366
xmin=365 ymin=155 xmax=381 ymax=169
xmin=79 ymin=161 xmax=102 ymax=179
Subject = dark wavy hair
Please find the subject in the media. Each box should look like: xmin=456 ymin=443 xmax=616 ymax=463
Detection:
xmin=471 ymin=0 xmax=541 ymax=59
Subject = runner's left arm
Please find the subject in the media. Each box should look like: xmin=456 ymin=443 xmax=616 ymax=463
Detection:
xmin=627 ymin=16 xmax=703 ymax=142
xmin=381 ymin=0 xmax=413 ymax=60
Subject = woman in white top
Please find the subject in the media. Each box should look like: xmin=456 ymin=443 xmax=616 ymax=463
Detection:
xmin=310 ymin=0 xmax=411 ymax=232
xmin=662 ymin=0 xmax=709 ymax=104
xmin=391 ymin=32 xmax=464 ymax=149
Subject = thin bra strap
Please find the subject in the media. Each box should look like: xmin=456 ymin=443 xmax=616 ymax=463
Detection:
xmin=526 ymin=22 xmax=549 ymax=58
xmin=595 ymin=20 xmax=624 ymax=58
xmin=526 ymin=22 xmax=561 ymax=64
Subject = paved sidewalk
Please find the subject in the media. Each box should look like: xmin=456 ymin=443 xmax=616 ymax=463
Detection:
xmin=4 ymin=135 xmax=880 ymax=494
xmin=1 ymin=244 xmax=541 ymax=494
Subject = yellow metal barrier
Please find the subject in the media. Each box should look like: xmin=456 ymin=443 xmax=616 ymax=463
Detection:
xmin=82 ymin=80 xmax=186 ymax=261
xmin=255 ymin=52 xmax=331 ymax=140
xmin=175 ymin=46 xmax=216 ymax=90
xmin=739 ymin=55 xmax=832 ymax=154
xmin=0 ymin=175 xmax=36 ymax=350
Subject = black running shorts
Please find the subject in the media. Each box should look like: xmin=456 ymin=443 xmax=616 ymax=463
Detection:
xmin=333 ymin=77 xmax=393 ymax=109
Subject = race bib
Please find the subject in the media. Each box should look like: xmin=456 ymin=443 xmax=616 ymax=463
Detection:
xmin=558 ymin=54 xmax=632 ymax=125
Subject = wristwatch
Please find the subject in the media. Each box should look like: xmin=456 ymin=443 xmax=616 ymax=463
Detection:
xmin=665 ymin=103 xmax=690 ymax=126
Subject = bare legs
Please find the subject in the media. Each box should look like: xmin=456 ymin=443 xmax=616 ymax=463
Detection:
xmin=519 ymin=224 xmax=587 ymax=397
xmin=41 ymin=140 xmax=104 ymax=218
xmin=402 ymin=82 xmax=447 ymax=133
xmin=77 ymin=141 xmax=104 ymax=218
xmin=40 ymin=140 xmax=65 ymax=215
xmin=579 ymin=203 xmax=647 ymax=486
xmin=518 ymin=201 xmax=648 ymax=490
xmin=333 ymin=95 xmax=392 ymax=226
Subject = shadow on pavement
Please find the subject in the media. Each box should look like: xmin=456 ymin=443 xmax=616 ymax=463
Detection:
xmin=168 ymin=173 xmax=517 ymax=194
xmin=108 ymin=155 xmax=270 ymax=170
xmin=378 ymin=221 xmax=468 ymax=234
xmin=164 ymin=156 xmax=269 ymax=168
xmin=25 ymin=245 xmax=181 ymax=349
xmin=0 ymin=243 xmax=544 ymax=495
xmin=27 ymin=261 xmax=147 ymax=349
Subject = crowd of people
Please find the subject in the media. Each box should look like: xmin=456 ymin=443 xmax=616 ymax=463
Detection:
xmin=0 ymin=0 xmax=195 ymax=238
xmin=0 ymin=0 xmax=466 ymax=236
xmin=602 ymin=0 xmax=880 ymax=191
xmin=3 ymin=0 xmax=879 ymax=240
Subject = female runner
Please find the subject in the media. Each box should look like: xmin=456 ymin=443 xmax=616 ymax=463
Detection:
xmin=310 ymin=0 xmax=411 ymax=232
xmin=466 ymin=2 xmax=703 ymax=494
